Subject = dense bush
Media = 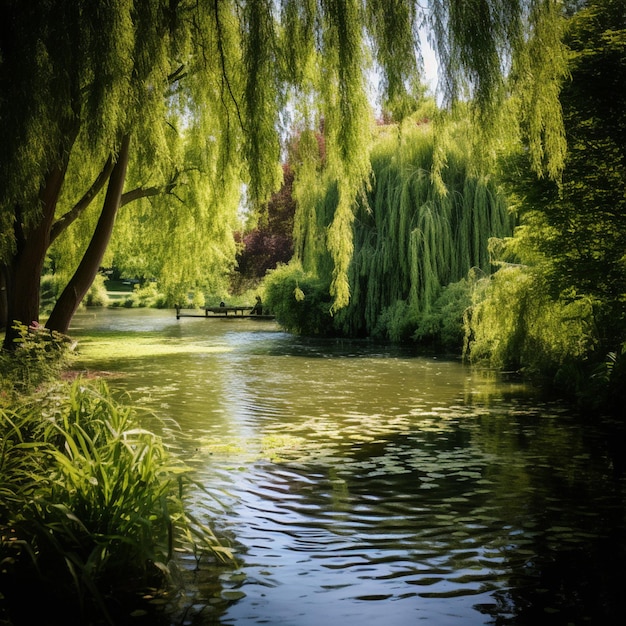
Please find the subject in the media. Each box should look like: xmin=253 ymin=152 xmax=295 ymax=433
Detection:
xmin=414 ymin=271 xmax=480 ymax=348
xmin=263 ymin=264 xmax=334 ymax=335
xmin=372 ymin=300 xmax=419 ymax=342
xmin=464 ymin=265 xmax=597 ymax=377
xmin=40 ymin=274 xmax=63 ymax=314
xmin=41 ymin=272 xmax=110 ymax=313
xmin=83 ymin=273 xmax=110 ymax=307
xmin=110 ymin=282 xmax=161 ymax=309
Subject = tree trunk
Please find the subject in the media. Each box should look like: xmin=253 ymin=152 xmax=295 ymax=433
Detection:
xmin=46 ymin=134 xmax=131 ymax=334
xmin=2 ymin=165 xmax=67 ymax=350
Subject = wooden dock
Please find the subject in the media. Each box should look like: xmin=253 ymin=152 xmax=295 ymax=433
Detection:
xmin=175 ymin=305 xmax=275 ymax=320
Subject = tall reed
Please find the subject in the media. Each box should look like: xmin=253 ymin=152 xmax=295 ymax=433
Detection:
xmin=0 ymin=321 xmax=74 ymax=399
xmin=0 ymin=379 xmax=232 ymax=623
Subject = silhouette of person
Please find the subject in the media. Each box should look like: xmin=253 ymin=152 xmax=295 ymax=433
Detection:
xmin=251 ymin=295 xmax=263 ymax=315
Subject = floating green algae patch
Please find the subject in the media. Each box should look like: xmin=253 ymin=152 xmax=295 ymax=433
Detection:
xmin=75 ymin=334 xmax=231 ymax=361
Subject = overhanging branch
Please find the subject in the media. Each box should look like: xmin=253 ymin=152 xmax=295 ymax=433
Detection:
xmin=120 ymin=173 xmax=180 ymax=207
xmin=49 ymin=156 xmax=114 ymax=244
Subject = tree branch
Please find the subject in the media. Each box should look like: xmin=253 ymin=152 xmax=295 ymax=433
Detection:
xmin=168 ymin=63 xmax=187 ymax=84
xmin=119 ymin=174 xmax=180 ymax=207
xmin=49 ymin=155 xmax=114 ymax=244
xmin=119 ymin=186 xmax=162 ymax=207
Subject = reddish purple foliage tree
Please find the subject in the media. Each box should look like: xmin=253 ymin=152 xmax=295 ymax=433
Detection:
xmin=234 ymin=164 xmax=296 ymax=283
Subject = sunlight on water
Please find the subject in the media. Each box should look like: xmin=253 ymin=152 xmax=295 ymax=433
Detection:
xmin=70 ymin=309 xmax=626 ymax=625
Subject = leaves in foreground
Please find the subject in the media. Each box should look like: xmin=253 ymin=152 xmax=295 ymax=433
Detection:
xmin=0 ymin=379 xmax=233 ymax=625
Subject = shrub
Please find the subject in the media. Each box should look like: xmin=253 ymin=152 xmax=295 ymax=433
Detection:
xmin=465 ymin=265 xmax=597 ymax=376
xmin=40 ymin=274 xmax=63 ymax=314
xmin=152 ymin=292 xmax=171 ymax=309
xmin=0 ymin=380 xmax=232 ymax=623
xmin=83 ymin=273 xmax=110 ymax=307
xmin=263 ymin=263 xmax=334 ymax=335
xmin=110 ymin=282 xmax=162 ymax=309
xmin=373 ymin=300 xmax=419 ymax=342
xmin=189 ymin=290 xmax=206 ymax=309
xmin=0 ymin=321 xmax=74 ymax=398
xmin=414 ymin=271 xmax=480 ymax=349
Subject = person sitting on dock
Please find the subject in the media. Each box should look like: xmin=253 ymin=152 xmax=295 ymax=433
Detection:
xmin=250 ymin=295 xmax=263 ymax=315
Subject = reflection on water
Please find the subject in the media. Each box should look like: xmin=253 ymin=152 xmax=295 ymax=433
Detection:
xmin=70 ymin=309 xmax=626 ymax=625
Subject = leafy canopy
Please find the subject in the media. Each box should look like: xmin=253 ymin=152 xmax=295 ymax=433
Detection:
xmin=1 ymin=0 xmax=570 ymax=311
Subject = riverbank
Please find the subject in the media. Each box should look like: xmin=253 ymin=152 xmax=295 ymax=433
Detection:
xmin=0 ymin=319 xmax=236 ymax=625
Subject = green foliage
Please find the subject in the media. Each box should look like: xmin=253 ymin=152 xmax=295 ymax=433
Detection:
xmin=0 ymin=380 xmax=232 ymax=623
xmin=373 ymin=300 xmax=419 ymax=343
xmin=465 ymin=0 xmax=626 ymax=411
xmin=508 ymin=0 xmax=569 ymax=180
xmin=465 ymin=265 xmax=597 ymax=376
xmin=41 ymin=272 xmax=109 ymax=314
xmin=263 ymin=263 xmax=334 ymax=335
xmin=1 ymin=0 xmax=574 ymax=336
xmin=366 ymin=0 xmax=423 ymax=120
xmin=0 ymin=0 xmax=180 ymax=260
xmin=530 ymin=0 xmax=626 ymax=347
xmin=242 ymin=0 xmax=283 ymax=207
xmin=129 ymin=282 xmax=160 ymax=308
xmin=110 ymin=282 xmax=163 ymax=309
xmin=83 ymin=273 xmax=110 ymax=308
xmin=303 ymin=112 xmax=514 ymax=342
xmin=0 ymin=322 xmax=73 ymax=398
xmin=40 ymin=273 xmax=63 ymax=314
xmin=414 ymin=270 xmax=482 ymax=348
xmin=580 ymin=346 xmax=626 ymax=414
xmin=428 ymin=0 xmax=568 ymax=178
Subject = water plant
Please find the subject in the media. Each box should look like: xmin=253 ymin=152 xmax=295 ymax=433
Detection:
xmin=0 ymin=379 xmax=232 ymax=624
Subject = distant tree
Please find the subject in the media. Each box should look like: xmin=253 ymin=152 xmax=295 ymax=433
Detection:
xmin=291 ymin=105 xmax=513 ymax=340
xmin=234 ymin=165 xmax=296 ymax=288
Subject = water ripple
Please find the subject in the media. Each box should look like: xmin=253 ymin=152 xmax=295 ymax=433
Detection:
xmin=69 ymin=311 xmax=626 ymax=626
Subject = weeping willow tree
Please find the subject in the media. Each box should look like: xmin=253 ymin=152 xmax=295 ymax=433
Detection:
xmin=49 ymin=77 xmax=246 ymax=308
xmin=1 ymin=0 xmax=570 ymax=346
xmin=279 ymin=0 xmax=570 ymax=332
xmin=109 ymin=122 xmax=243 ymax=305
xmin=284 ymin=105 xmax=513 ymax=340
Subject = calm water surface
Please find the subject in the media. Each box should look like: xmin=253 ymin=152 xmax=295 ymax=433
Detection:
xmin=70 ymin=309 xmax=626 ymax=625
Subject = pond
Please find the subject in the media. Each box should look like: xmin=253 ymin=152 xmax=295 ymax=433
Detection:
xmin=70 ymin=308 xmax=626 ymax=626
